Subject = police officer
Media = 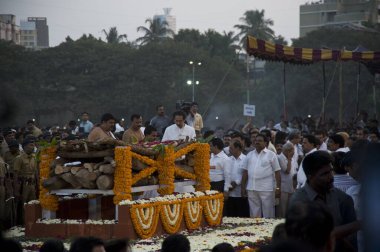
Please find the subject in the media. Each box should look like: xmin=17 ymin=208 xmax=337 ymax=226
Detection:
xmin=3 ymin=139 xmax=20 ymax=173
xmin=13 ymin=139 xmax=37 ymax=224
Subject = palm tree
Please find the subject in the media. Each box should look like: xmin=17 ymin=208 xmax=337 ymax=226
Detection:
xmin=136 ymin=18 xmax=174 ymax=45
xmin=102 ymin=27 xmax=127 ymax=44
xmin=223 ymin=31 xmax=241 ymax=51
xmin=234 ymin=9 xmax=275 ymax=47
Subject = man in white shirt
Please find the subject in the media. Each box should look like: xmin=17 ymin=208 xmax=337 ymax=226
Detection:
xmin=225 ymin=140 xmax=249 ymax=217
xmin=315 ymin=129 xmax=328 ymax=151
xmin=241 ymin=134 xmax=281 ymax=218
xmin=162 ymin=111 xmax=196 ymax=142
xmin=297 ymin=135 xmax=318 ymax=188
xmin=278 ymin=142 xmax=297 ymax=217
xmin=328 ymin=134 xmax=349 ymax=153
xmin=209 ymin=138 xmax=232 ymax=195
xmin=287 ymin=131 xmax=301 ymax=170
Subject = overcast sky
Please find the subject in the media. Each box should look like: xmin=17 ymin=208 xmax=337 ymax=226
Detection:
xmin=1 ymin=0 xmax=310 ymax=47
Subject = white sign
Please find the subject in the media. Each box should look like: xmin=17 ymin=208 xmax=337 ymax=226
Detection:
xmin=243 ymin=104 xmax=255 ymax=117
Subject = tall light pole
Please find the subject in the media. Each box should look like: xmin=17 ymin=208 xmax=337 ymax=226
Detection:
xmin=188 ymin=61 xmax=201 ymax=102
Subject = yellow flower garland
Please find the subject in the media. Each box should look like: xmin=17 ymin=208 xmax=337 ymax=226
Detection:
xmin=124 ymin=192 xmax=223 ymax=238
xmin=174 ymin=144 xmax=197 ymax=159
xmin=131 ymin=152 xmax=156 ymax=166
xmin=174 ymin=167 xmax=197 ymax=180
xmin=202 ymin=193 xmax=224 ymax=226
xmin=157 ymin=146 xmax=175 ymax=195
xmin=194 ymin=143 xmax=211 ymax=191
xmin=130 ymin=202 xmax=161 ymax=239
xmin=160 ymin=200 xmax=183 ymax=234
xmin=113 ymin=147 xmax=133 ymax=204
xmin=182 ymin=198 xmax=203 ymax=230
xmin=39 ymin=147 xmax=59 ymax=211
xmin=132 ymin=166 xmax=157 ymax=185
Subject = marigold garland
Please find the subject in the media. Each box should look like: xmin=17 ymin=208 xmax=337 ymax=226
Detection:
xmin=160 ymin=200 xmax=183 ymax=234
xmin=174 ymin=144 xmax=197 ymax=159
xmin=174 ymin=167 xmax=197 ymax=180
xmin=194 ymin=143 xmax=211 ymax=191
xmin=157 ymin=146 xmax=175 ymax=195
xmin=130 ymin=202 xmax=161 ymax=239
xmin=182 ymin=198 xmax=203 ymax=230
xmin=131 ymin=152 xmax=156 ymax=166
xmin=39 ymin=147 xmax=59 ymax=211
xmin=113 ymin=147 xmax=133 ymax=204
xmin=202 ymin=193 xmax=224 ymax=226
xmin=132 ymin=166 xmax=157 ymax=185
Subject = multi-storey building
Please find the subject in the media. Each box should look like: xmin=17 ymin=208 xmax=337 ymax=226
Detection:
xmin=153 ymin=8 xmax=176 ymax=37
xmin=300 ymin=0 xmax=380 ymax=36
xmin=20 ymin=20 xmax=38 ymax=49
xmin=0 ymin=14 xmax=20 ymax=44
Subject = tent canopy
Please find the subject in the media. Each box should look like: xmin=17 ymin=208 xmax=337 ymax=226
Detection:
xmin=246 ymin=35 xmax=380 ymax=68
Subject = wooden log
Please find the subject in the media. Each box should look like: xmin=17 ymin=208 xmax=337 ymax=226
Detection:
xmin=75 ymin=169 xmax=97 ymax=189
xmin=96 ymin=175 xmax=114 ymax=190
xmin=83 ymin=163 xmax=95 ymax=172
xmin=71 ymin=166 xmax=82 ymax=175
xmin=61 ymin=173 xmax=82 ymax=189
xmin=186 ymin=154 xmax=195 ymax=167
xmin=88 ymin=172 xmax=99 ymax=181
xmin=42 ymin=176 xmax=71 ymax=190
xmin=94 ymin=161 xmax=107 ymax=170
xmin=132 ymin=158 xmax=148 ymax=171
xmin=55 ymin=165 xmax=71 ymax=175
xmin=104 ymin=156 xmax=116 ymax=167
xmin=133 ymin=176 xmax=159 ymax=186
xmin=99 ymin=164 xmax=115 ymax=174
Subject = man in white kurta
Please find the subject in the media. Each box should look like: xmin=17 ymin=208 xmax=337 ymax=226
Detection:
xmin=242 ymin=134 xmax=281 ymax=218
xmin=209 ymin=138 xmax=232 ymax=193
xmin=297 ymin=135 xmax=318 ymax=188
xmin=277 ymin=142 xmax=297 ymax=217
xmin=161 ymin=111 xmax=196 ymax=142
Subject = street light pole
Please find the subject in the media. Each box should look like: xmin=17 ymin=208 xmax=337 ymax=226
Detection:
xmin=189 ymin=61 xmax=201 ymax=102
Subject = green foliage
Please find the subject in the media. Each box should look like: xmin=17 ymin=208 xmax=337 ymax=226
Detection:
xmin=136 ymin=18 xmax=174 ymax=45
xmin=234 ymin=9 xmax=275 ymax=46
xmin=1 ymin=24 xmax=379 ymax=129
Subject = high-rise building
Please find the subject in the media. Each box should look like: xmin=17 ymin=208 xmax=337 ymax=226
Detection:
xmin=23 ymin=17 xmax=49 ymax=49
xmin=300 ymin=0 xmax=380 ymax=37
xmin=0 ymin=14 xmax=20 ymax=44
xmin=153 ymin=8 xmax=176 ymax=37
xmin=20 ymin=20 xmax=38 ymax=49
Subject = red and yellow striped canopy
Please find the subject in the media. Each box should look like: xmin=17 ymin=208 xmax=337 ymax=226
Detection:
xmin=246 ymin=35 xmax=380 ymax=64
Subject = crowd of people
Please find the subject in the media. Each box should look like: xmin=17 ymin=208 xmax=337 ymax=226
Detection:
xmin=0 ymin=102 xmax=379 ymax=251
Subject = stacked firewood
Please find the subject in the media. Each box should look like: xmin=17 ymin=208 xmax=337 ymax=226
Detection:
xmin=43 ymin=156 xmax=116 ymax=190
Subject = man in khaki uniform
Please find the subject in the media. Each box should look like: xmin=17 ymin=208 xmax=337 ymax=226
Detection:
xmin=3 ymin=140 xmax=20 ymax=173
xmin=13 ymin=139 xmax=37 ymax=224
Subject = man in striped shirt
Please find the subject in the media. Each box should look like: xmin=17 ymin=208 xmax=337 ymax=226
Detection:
xmin=332 ymin=152 xmax=358 ymax=193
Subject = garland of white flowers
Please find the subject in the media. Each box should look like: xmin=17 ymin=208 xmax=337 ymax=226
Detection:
xmin=187 ymin=200 xmax=201 ymax=223
xmin=202 ymin=193 xmax=224 ymax=226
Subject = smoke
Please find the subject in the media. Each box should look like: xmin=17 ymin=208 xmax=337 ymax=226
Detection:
xmin=202 ymin=103 xmax=243 ymax=131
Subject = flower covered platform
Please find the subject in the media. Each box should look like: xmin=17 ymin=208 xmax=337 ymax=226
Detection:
xmin=24 ymin=191 xmax=224 ymax=240
xmin=28 ymin=143 xmax=215 ymax=239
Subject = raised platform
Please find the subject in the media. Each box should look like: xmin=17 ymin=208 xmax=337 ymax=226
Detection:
xmin=25 ymin=191 xmax=224 ymax=240
xmin=50 ymin=180 xmax=197 ymax=195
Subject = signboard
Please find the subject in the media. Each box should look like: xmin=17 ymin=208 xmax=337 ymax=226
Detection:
xmin=243 ymin=104 xmax=255 ymax=117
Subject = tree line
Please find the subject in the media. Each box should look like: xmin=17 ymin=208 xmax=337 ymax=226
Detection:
xmin=0 ymin=9 xmax=379 ymax=129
